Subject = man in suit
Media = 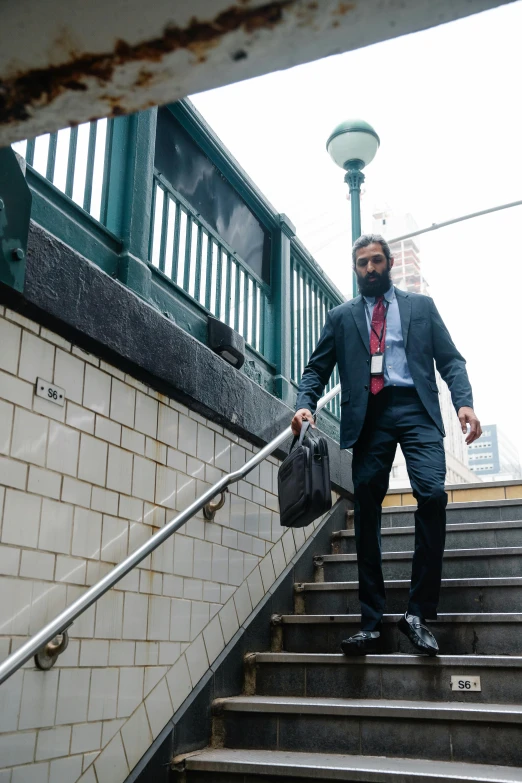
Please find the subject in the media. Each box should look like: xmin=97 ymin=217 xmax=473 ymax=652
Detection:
xmin=291 ymin=234 xmax=481 ymax=656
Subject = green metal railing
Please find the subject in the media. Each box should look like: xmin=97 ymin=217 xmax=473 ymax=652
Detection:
xmin=12 ymin=119 xmax=113 ymax=225
xmin=290 ymin=246 xmax=342 ymax=419
xmin=150 ymin=171 xmax=270 ymax=357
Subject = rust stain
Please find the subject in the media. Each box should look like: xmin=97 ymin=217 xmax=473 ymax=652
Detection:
xmin=0 ymin=0 xmax=294 ymax=125
xmin=334 ymin=2 xmax=356 ymax=15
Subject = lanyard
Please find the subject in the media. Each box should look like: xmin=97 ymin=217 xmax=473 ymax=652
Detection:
xmin=364 ymin=299 xmax=390 ymax=352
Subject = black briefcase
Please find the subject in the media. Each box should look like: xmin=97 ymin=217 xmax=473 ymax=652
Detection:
xmin=278 ymin=421 xmax=332 ymax=528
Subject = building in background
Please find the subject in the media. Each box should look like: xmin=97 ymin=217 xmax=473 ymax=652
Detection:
xmin=373 ymin=208 xmax=478 ymax=487
xmin=468 ymin=424 xmax=522 ymax=480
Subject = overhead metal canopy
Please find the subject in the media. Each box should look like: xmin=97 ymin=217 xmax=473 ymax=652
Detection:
xmin=0 ymin=0 xmax=514 ymax=146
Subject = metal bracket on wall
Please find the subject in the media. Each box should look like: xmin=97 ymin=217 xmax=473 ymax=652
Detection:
xmin=0 ymin=147 xmax=32 ymax=293
xmin=34 ymin=629 xmax=70 ymax=671
xmin=203 ymin=489 xmax=227 ymax=521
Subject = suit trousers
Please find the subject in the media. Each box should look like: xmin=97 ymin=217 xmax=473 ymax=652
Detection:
xmin=351 ymin=387 xmax=448 ymax=630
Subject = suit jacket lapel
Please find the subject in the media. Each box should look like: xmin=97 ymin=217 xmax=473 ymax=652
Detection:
xmin=350 ymin=296 xmax=370 ymax=354
xmin=395 ymin=287 xmax=411 ymax=350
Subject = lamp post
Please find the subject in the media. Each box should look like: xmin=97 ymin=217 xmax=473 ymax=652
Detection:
xmin=326 ymin=120 xmax=380 ymax=297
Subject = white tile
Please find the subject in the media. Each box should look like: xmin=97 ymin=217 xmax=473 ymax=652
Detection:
xmin=91 ymin=487 xmax=118 ymax=515
xmin=271 ymin=539 xmax=286 ymax=577
xmin=190 ymin=601 xmax=209 ymax=640
xmin=117 ymin=666 xmax=144 ymax=718
xmin=157 ymin=404 xmax=178 ymax=449
xmin=2 ymin=489 xmax=41 ymax=547
xmin=196 ymin=425 xmax=214 ymax=464
xmin=36 ymin=498 xmax=73 ymax=555
xmin=88 ymin=668 xmax=118 ymax=720
xmin=219 ymin=597 xmax=239 ymax=644
xmin=0 ymin=370 xmax=33 ymax=409
xmin=100 ymin=719 xmax=125 ymax=748
xmin=173 ymin=535 xmax=193 ymax=578
xmin=155 ymin=464 xmax=177 ymax=509
xmin=233 ymin=581 xmax=253 ymax=625
xmin=244 ymin=501 xmax=259 ymax=537
xmin=145 ymin=437 xmax=166 ymax=464
xmin=55 ymin=555 xmax=86 ymax=585
xmin=106 ymin=445 xmax=133 ymax=495
xmin=82 ymin=753 xmax=99 ymax=773
xmin=11 ymin=762 xmax=49 ymax=783
xmin=244 ymin=553 xmax=259 ymax=578
xmin=125 ymin=375 xmax=147 ymax=392
xmin=71 ymin=722 xmax=102 ymax=755
xmin=94 ymin=732 xmax=129 ymax=783
xmin=119 ymin=494 xmax=143 ymax=522
xmin=259 ymin=461 xmax=272 ymax=492
xmin=65 ymin=587 xmax=95 ymax=639
xmin=259 ymin=552 xmax=276 ymax=592
xmin=28 ymin=582 xmax=67 ymax=634
xmin=5 ymin=308 xmax=38 ymax=333
xmin=220 ymin=584 xmax=235 ymax=603
xmin=185 ymin=516 xmax=205 ymax=538
xmin=228 ymin=549 xmax=244 ymax=587
xmin=258 ymin=507 xmax=272 ymax=540
xmin=159 ymin=641 xmax=181 ymax=665
xmin=177 ymin=414 xmax=197 ymax=457
xmin=35 ymin=725 xmax=71 ymax=760
xmin=0 ymin=667 xmax=23 ymax=731
xmin=121 ymin=703 xmax=152 ymax=769
xmin=72 ymin=346 xmax=99 ymax=366
xmin=101 ymin=516 xmax=128 ymax=563
xmin=162 ymin=574 xmax=184 ymax=598
xmin=184 ymin=577 xmax=203 ymax=601
xmin=0 ymin=455 xmax=27 ymax=490
xmin=238 ymin=481 xmax=252 ymax=501
xmin=293 ymin=526 xmax=306 ymax=550
xmin=78 ymin=433 xmax=107 ymax=486
xmin=27 ymin=465 xmax=61 ymax=499
xmin=108 ymin=641 xmax=135 ymax=666
xmin=19 ymin=669 xmax=59 ymax=729
xmin=176 ymin=474 xmax=196 ymax=512
xmin=0 ymin=399 xmax=14 ymax=455
xmin=167 ymin=448 xmax=186 ymax=472
xmin=0 ymin=730 xmax=36 ymax=769
xmin=229 ymin=495 xmax=245 ymax=533
xmin=121 ymin=426 xmax=145 ymax=455
xmin=142 ymin=502 xmax=165 ymax=528
xmin=71 ymin=507 xmax=102 ymax=559
xmin=49 ymin=754 xmax=83 ymax=783
xmin=83 ymin=365 xmax=111 ymax=416
xmin=135 ymin=641 xmax=159 ymax=666
xmin=0 ymin=317 xmax=21 ymax=373
xmin=110 ymin=379 xmax=135 ymax=428
xmin=252 ymin=537 xmax=266 ymax=557
xmin=40 ymin=328 xmax=71 ymax=351
xmin=148 ymin=595 xmax=171 ymax=641
xmin=165 ymin=654 xmax=192 ymax=712
xmin=11 ymin=407 xmax=48 ymax=467
xmin=202 ymin=581 xmax=221 ymax=603
xmin=132 ymin=455 xmax=156 ymax=502
xmin=135 ymin=392 xmax=158 ymax=438
xmin=202 ymin=614 xmax=225 ymax=664
xmin=33 ymin=392 xmax=66 ymax=422
xmin=211 ymin=543 xmax=228 ymax=584
xmin=185 ymin=633 xmax=209 ymax=686
xmin=100 ymin=361 xmax=125 ymax=381
xmin=122 ymin=592 xmax=148 ymax=640
xmin=94 ymin=590 xmax=124 ymax=639
xmin=54 ymin=349 xmax=84 ymax=404
xmin=61 ymin=476 xmax=91 ymax=508
xmin=0 ymin=544 xmax=21 ymax=576
xmin=169 ymin=598 xmax=191 ymax=642
xmin=18 ymin=331 xmax=54 ymax=384
xmin=187 ymin=457 xmax=205 ymax=478
xmin=205 ymin=463 xmax=222 ymax=485
xmin=214 ymin=434 xmax=231 ymax=472
xmin=144 ymin=666 xmax=167 ymax=697
xmin=282 ymin=529 xmax=297 ymax=563
xmin=46 ymin=421 xmax=80 ymax=477
xmin=79 ymin=640 xmax=109 ymax=667
xmin=66 ymin=402 xmax=95 ymax=434
xmin=95 ymin=415 xmax=121 ymax=445
xmin=237 ymin=532 xmax=253 ymax=554
xmin=205 ymin=522 xmax=222 ymax=545
xmin=20 ymin=549 xmax=55 ymax=581
xmin=144 ymin=679 xmax=173 ymax=738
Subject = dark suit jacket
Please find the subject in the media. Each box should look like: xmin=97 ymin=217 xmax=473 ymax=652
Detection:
xmin=295 ymin=287 xmax=473 ymax=449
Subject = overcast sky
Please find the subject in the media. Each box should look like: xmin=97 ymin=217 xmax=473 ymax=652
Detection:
xmin=191 ymin=1 xmax=522 ymax=466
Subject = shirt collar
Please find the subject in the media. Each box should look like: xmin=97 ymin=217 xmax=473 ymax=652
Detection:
xmin=363 ymin=284 xmax=395 ymax=306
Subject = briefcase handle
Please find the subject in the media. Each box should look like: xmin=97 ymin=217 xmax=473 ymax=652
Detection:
xmin=289 ymin=420 xmax=311 ymax=453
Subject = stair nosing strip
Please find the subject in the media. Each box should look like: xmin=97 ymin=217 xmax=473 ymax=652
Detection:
xmin=383 ymin=498 xmax=522 ymax=513
xmin=297 ymin=577 xmax=522 ymax=591
xmin=338 ymin=520 xmax=522 ymax=537
xmin=278 ymin=612 xmax=522 ymax=623
xmin=322 ymin=546 xmax=522 ymax=562
xmin=252 ymin=652 xmax=522 ymax=667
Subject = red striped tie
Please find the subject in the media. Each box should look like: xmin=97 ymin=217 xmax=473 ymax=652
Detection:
xmin=370 ymin=296 xmax=386 ymax=395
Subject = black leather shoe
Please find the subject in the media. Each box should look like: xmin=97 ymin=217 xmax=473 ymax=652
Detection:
xmin=341 ymin=631 xmax=381 ymax=656
xmin=398 ymin=612 xmax=439 ymax=656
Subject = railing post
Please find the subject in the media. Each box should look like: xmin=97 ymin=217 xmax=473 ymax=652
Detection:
xmin=106 ymin=109 xmax=158 ymax=300
xmin=273 ymin=213 xmax=296 ymax=406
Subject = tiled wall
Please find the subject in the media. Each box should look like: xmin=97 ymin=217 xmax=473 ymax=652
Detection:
xmin=0 ymin=306 xmax=327 ymax=783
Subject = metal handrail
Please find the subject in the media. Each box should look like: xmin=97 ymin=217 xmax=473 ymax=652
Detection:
xmin=0 ymin=384 xmax=341 ymax=686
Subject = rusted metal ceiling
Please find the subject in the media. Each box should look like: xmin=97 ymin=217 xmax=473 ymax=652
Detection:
xmin=0 ymin=0 xmax=514 ymax=146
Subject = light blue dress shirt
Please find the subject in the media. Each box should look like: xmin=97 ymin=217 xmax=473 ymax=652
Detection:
xmin=363 ymin=285 xmax=414 ymax=387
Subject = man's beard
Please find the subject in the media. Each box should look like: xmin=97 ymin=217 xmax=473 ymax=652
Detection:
xmin=356 ymin=265 xmax=392 ymax=297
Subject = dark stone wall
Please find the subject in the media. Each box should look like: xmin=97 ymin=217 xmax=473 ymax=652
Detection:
xmin=0 ymin=222 xmax=352 ymax=497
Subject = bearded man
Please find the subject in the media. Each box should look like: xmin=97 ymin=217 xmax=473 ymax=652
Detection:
xmin=291 ymin=234 xmax=481 ymax=656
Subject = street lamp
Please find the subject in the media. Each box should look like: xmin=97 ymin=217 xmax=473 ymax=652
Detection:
xmin=326 ymin=119 xmax=380 ymax=296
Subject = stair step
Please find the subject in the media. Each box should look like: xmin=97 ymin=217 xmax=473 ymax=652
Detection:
xmin=250 ymin=652 xmax=522 ymax=703
xmin=296 ymin=577 xmax=522 ymax=615
xmin=334 ymin=521 xmax=522 ymax=554
xmin=212 ymin=696 xmax=522 ymax=766
xmin=316 ymin=547 xmax=522 ymax=581
xmin=274 ymin=613 xmax=522 ymax=655
xmin=380 ymin=499 xmax=522 ymax=527
xmin=182 ymin=747 xmax=522 ymax=782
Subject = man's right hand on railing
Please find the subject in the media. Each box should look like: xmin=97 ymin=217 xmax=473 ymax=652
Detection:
xmin=291 ymin=408 xmax=316 ymax=436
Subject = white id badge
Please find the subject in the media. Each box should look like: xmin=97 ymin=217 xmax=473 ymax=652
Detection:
xmin=370 ymin=353 xmax=384 ymax=376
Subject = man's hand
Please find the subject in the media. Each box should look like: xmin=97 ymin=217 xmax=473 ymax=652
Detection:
xmin=458 ymin=407 xmax=482 ymax=445
xmin=291 ymin=408 xmax=316 ymax=436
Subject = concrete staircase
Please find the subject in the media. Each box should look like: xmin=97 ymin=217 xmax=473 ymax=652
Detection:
xmin=175 ymin=498 xmax=522 ymax=782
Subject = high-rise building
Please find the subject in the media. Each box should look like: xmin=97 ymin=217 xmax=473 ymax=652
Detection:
xmin=372 ymin=208 xmax=478 ymax=487
xmin=468 ymin=424 xmax=522 ymax=480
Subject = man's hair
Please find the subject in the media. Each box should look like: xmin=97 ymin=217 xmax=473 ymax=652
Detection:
xmin=352 ymin=234 xmax=392 ymax=266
